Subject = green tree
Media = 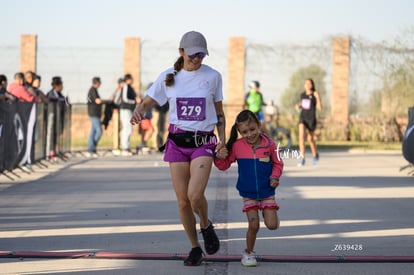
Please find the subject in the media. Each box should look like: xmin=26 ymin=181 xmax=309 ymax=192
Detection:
xmin=281 ymin=64 xmax=329 ymax=115
xmin=367 ymin=89 xmax=382 ymax=115
xmin=381 ymin=64 xmax=414 ymax=117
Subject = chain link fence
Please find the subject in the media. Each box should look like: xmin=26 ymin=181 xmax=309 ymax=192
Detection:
xmin=1 ymin=33 xmax=413 ymax=142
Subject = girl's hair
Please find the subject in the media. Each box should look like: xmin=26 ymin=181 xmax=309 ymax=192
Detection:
xmin=305 ymin=78 xmax=315 ymax=92
xmin=226 ymin=110 xmax=260 ymax=152
xmin=165 ymin=55 xmax=184 ymax=87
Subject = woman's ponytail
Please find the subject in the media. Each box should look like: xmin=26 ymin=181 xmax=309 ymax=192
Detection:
xmin=165 ymin=56 xmax=184 ymax=87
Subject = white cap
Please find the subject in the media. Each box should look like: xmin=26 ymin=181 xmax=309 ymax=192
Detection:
xmin=179 ymin=31 xmax=209 ymax=55
xmin=248 ymin=80 xmax=260 ymax=89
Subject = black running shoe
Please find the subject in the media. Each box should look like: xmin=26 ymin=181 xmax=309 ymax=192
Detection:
xmin=201 ymin=220 xmax=220 ymax=255
xmin=184 ymin=247 xmax=204 ymax=266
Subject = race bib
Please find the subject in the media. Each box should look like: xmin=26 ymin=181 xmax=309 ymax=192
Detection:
xmin=176 ymin=97 xmax=206 ymax=121
xmin=301 ymin=98 xmax=311 ymax=110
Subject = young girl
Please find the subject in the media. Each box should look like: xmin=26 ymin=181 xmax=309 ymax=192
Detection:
xmin=214 ymin=110 xmax=283 ymax=267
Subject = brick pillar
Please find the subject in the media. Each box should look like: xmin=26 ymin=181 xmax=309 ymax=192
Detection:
xmin=124 ymin=37 xmax=141 ymax=96
xmin=20 ymin=34 xmax=37 ymax=72
xmin=331 ymin=37 xmax=350 ymax=140
xmin=227 ymin=37 xmax=246 ymax=137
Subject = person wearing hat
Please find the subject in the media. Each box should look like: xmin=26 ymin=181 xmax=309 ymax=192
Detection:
xmin=131 ymin=31 xmax=226 ymax=266
xmin=46 ymin=76 xmax=66 ymax=161
xmin=86 ymin=77 xmax=103 ymax=157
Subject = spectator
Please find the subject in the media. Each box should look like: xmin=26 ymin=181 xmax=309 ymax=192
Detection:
xmin=138 ymin=83 xmax=154 ymax=149
xmin=154 ymin=101 xmax=169 ymax=150
xmin=0 ymin=74 xmax=7 ymax=101
xmin=244 ymin=80 xmax=270 ymax=136
xmin=46 ymin=76 xmax=65 ymax=161
xmin=31 ymin=75 xmax=49 ymax=103
xmin=7 ymin=72 xmax=37 ymax=102
xmin=47 ymin=76 xmax=65 ymax=102
xmin=109 ymin=78 xmax=125 ymax=156
xmin=110 ymin=77 xmax=125 ymax=107
xmin=24 ymin=71 xmax=37 ymax=96
xmin=139 ymin=104 xmax=154 ymax=149
xmin=86 ymin=77 xmax=103 ymax=157
xmin=119 ymin=74 xmax=138 ymax=156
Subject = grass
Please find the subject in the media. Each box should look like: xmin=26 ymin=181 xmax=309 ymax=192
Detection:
xmin=71 ymin=135 xmax=146 ymax=151
xmin=296 ymin=141 xmax=402 ymax=151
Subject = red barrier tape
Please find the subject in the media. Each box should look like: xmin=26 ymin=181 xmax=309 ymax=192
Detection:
xmin=1 ymin=251 xmax=414 ymax=263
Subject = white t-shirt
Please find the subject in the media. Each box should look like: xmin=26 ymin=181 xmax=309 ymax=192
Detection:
xmin=147 ymin=64 xmax=223 ymax=132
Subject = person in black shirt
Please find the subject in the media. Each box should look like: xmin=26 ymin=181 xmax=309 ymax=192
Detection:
xmin=32 ymin=75 xmax=49 ymax=103
xmin=154 ymin=101 xmax=169 ymax=150
xmin=87 ymin=77 xmax=103 ymax=156
xmin=0 ymin=75 xmax=8 ymax=101
xmin=295 ymin=78 xmax=322 ymax=166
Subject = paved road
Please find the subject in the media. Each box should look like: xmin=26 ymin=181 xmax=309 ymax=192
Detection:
xmin=0 ymin=150 xmax=413 ymax=274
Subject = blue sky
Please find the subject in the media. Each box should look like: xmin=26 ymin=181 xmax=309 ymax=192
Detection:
xmin=3 ymin=0 xmax=413 ymax=46
xmin=2 ymin=0 xmax=413 ymax=103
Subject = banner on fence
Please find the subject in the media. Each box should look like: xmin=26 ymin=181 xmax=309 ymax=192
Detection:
xmin=0 ymin=101 xmax=71 ymax=173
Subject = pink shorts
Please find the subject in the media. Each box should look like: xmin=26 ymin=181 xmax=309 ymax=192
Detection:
xmin=163 ymin=125 xmax=216 ymax=162
xmin=163 ymin=138 xmax=215 ymax=162
xmin=242 ymin=196 xmax=279 ymax=212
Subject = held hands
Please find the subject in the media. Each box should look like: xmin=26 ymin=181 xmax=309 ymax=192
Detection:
xmin=270 ymin=178 xmax=279 ymax=189
xmin=215 ymin=143 xmax=228 ymax=159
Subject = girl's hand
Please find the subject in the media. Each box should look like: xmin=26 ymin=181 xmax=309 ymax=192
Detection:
xmin=270 ymin=178 xmax=279 ymax=188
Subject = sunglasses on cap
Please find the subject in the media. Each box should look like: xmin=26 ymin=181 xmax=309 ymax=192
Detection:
xmin=188 ymin=52 xmax=206 ymax=59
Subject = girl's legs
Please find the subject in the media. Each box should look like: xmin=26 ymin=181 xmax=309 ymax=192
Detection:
xmin=169 ymin=156 xmax=213 ymax=249
xmin=263 ymin=208 xmax=280 ymax=230
xmin=245 ymin=209 xmax=260 ymax=253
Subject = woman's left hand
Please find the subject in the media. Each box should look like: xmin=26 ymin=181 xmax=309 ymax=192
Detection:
xmin=130 ymin=110 xmax=143 ymax=125
xmin=215 ymin=140 xmax=225 ymax=151
xmin=216 ymin=146 xmax=228 ymax=159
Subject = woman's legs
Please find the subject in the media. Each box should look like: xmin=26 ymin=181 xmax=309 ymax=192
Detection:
xmin=170 ymin=162 xmax=198 ymax=248
xmin=188 ymin=156 xmax=212 ymax=229
xmin=307 ymin=131 xmax=318 ymax=157
xmin=169 ymin=156 xmax=213 ymax=248
xmin=245 ymin=209 xmax=260 ymax=253
xmin=298 ymin=123 xmax=306 ymax=162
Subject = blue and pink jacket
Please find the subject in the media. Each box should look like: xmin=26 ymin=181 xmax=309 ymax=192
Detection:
xmin=214 ymin=134 xmax=283 ymax=200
